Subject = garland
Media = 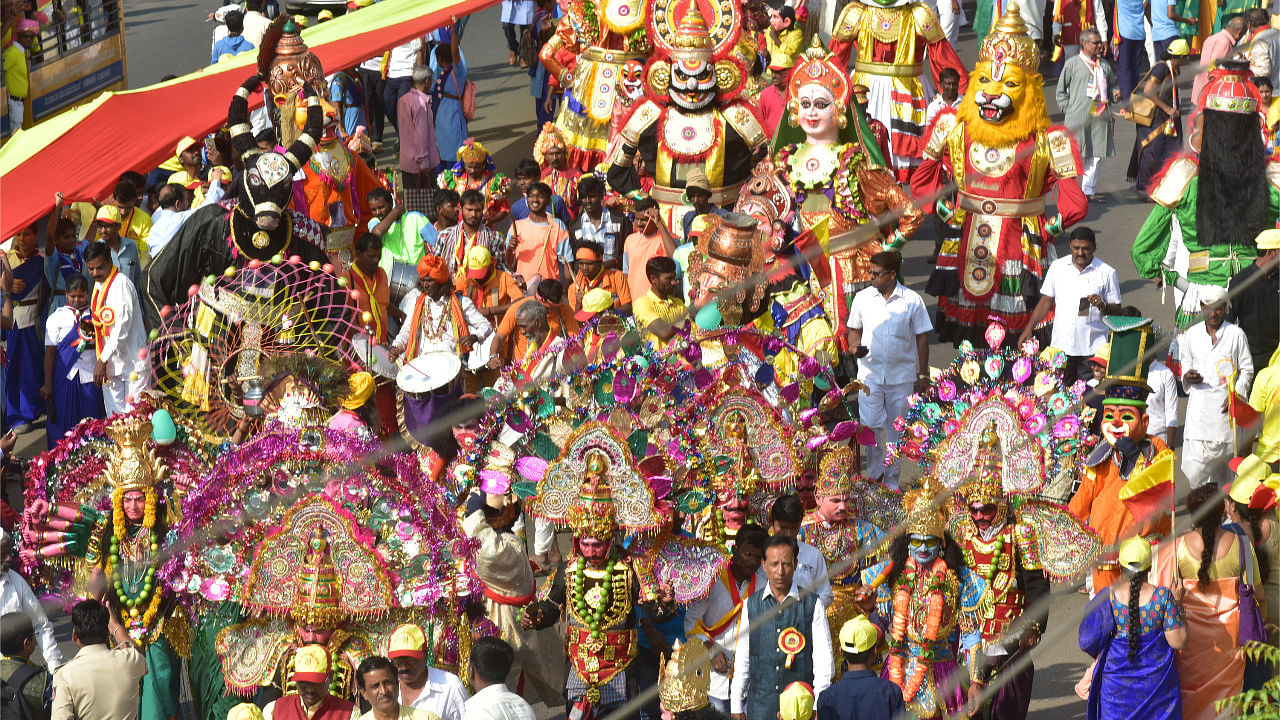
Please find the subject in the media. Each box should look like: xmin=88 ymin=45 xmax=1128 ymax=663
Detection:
xmin=569 ymin=553 xmax=632 ymax=639
xmin=888 ymin=557 xmax=948 ymax=703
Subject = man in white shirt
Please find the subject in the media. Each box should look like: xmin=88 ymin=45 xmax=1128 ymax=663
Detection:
xmin=387 ymin=624 xmax=469 ymax=720
xmin=846 ymin=251 xmax=932 ymax=489
xmin=684 ymin=525 xmax=768 ymax=713
xmin=147 ymin=173 xmax=226 ymax=258
xmin=358 ymin=655 xmax=442 ymax=720
xmin=463 ymin=638 xmax=536 ymax=720
xmin=1180 ymin=287 xmax=1254 ymax=488
xmin=1146 ymin=357 xmax=1179 ymax=447
xmin=924 ymin=67 xmax=962 ymax=129
xmin=85 ymin=243 xmax=149 ymax=416
xmin=0 ymin=529 xmax=63 ymax=672
xmin=760 ymin=495 xmax=832 ymax=608
xmin=240 ymin=0 xmax=271 ymax=48
xmin=730 ymin=536 xmax=832 ymax=720
xmin=1019 ymin=227 xmax=1122 ymax=384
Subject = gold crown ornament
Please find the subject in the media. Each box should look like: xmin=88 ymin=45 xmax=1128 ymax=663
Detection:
xmin=959 ymin=423 xmax=1004 ymax=506
xmin=658 ymin=640 xmax=712 ymax=713
xmin=902 ymin=476 xmax=949 ymax=538
xmin=814 ymin=445 xmax=857 ymax=498
xmin=788 ymin=37 xmax=851 ymax=107
xmin=978 ymin=3 xmax=1040 ymax=75
xmin=106 ymin=418 xmax=166 ymax=492
xmin=290 ymin=528 xmax=346 ymax=627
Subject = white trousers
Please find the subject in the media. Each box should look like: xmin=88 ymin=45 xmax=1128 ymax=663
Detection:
xmin=533 ymin=516 xmax=556 ymax=556
xmin=8 ymin=97 xmax=23 ymax=129
xmin=1082 ymin=157 xmax=1101 ymax=195
xmin=1181 ymin=438 xmax=1233 ymax=489
xmin=103 ymin=371 xmax=149 ymax=416
xmin=859 ymin=380 xmax=914 ymax=490
xmin=937 ymin=0 xmax=966 ymax=45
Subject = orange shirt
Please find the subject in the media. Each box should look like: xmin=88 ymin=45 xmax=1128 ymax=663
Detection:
xmin=345 ymin=265 xmax=391 ymax=342
xmin=567 ymin=268 xmax=632 ymax=312
xmin=496 ymin=296 xmax=580 ymax=362
xmin=455 ymin=268 xmax=523 ymax=313
xmin=623 ymin=229 xmax=670 ymax=298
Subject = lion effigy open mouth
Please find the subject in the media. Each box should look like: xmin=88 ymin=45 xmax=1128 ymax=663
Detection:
xmin=976 ymin=92 xmax=1013 ymax=123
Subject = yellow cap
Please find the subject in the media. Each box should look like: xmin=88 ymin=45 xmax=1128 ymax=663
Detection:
xmin=1117 ymin=536 xmax=1152 ymax=572
xmin=95 ymin=205 xmax=122 ymax=225
xmin=1167 ymin=38 xmax=1190 ymax=56
xmin=292 ymin=644 xmax=330 ymax=682
xmin=166 ymin=170 xmax=202 ymax=189
xmin=341 ymin=371 xmax=375 ymax=410
xmin=295 ymin=15 xmax=308 ymax=26
xmin=1256 ymin=228 xmax=1280 ymax=250
xmin=227 ymin=704 xmax=265 ymax=720
xmin=838 ymin=615 xmax=879 ymax=654
xmin=778 ymin=681 xmax=815 ymax=720
xmin=583 ymin=287 xmax=614 ymax=313
xmin=1090 ymin=342 xmax=1111 ymax=368
xmin=465 ymin=245 xmax=494 ymax=279
xmin=317 ymin=9 xmax=334 ymax=19
xmin=1229 ymin=454 xmax=1273 ymax=503
xmin=175 ymin=135 xmax=199 ymax=157
xmin=387 ymin=623 xmax=426 ymax=658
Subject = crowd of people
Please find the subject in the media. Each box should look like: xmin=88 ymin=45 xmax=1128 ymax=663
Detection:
xmin=1 ymin=0 xmax=1279 ymax=719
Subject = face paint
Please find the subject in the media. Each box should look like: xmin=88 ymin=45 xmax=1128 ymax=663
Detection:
xmin=908 ymin=533 xmax=942 ymax=565
xmin=669 ymin=58 xmax=717 ymax=111
xmin=1100 ymin=405 xmax=1147 ymax=446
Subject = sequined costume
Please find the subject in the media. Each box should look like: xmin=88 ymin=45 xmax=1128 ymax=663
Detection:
xmin=607 ymin=0 xmax=767 ymax=227
xmin=538 ymin=0 xmax=652 ymax=170
xmin=910 ymin=7 xmax=1087 ymax=345
xmin=439 ymin=140 xmax=513 ymax=225
xmin=828 ymin=0 xmax=970 ymax=178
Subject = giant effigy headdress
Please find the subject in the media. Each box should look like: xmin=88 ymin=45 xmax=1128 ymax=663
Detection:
xmin=645 ymin=0 xmax=745 ymax=102
xmin=979 ymin=3 xmax=1040 ymax=76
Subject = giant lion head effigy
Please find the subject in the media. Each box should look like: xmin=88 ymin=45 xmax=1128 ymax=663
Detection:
xmin=955 ymin=4 xmax=1048 ymax=147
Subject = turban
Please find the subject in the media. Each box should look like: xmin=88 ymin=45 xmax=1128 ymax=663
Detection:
xmin=417 ymin=255 xmax=451 ymax=283
xmin=341 ymin=372 xmax=375 ymax=410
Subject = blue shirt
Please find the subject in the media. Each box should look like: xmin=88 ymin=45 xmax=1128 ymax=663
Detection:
xmin=814 ymin=669 xmax=905 ymax=720
xmin=680 ymin=206 xmax=730 ymax=242
xmin=1151 ymin=0 xmax=1179 ymax=40
xmin=211 ymin=35 xmax=254 ymax=64
xmin=1116 ymin=0 xmax=1147 ymax=40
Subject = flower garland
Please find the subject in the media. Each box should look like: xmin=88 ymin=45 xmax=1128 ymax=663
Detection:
xmin=888 ymin=556 xmax=949 ymax=703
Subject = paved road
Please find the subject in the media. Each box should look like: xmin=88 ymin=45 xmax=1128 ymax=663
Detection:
xmin=22 ymin=4 xmax=1194 ymax=719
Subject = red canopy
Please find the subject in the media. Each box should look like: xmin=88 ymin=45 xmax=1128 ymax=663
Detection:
xmin=0 ymin=0 xmax=499 ymax=239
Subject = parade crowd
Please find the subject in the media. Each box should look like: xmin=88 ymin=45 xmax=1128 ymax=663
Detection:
xmin=0 ymin=0 xmax=1279 ymax=718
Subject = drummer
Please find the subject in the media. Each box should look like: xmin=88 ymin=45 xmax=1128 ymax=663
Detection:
xmin=455 ymin=246 xmax=523 ymax=326
xmin=345 ymin=232 xmax=403 ymax=437
xmin=390 ymin=254 xmax=493 ymax=461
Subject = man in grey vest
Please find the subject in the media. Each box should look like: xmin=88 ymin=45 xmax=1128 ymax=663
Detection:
xmin=729 ymin=535 xmax=832 ymax=720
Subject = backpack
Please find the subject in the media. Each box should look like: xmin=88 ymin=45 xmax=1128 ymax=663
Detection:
xmin=1 ymin=663 xmax=42 ymax=720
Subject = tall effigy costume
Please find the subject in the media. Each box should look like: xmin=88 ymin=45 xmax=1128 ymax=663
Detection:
xmin=828 ymin=0 xmax=969 ymax=178
xmin=538 ymin=0 xmax=652 ymax=171
xmin=1068 ymin=317 xmax=1174 ymax=593
xmin=1131 ymin=61 xmax=1280 ymax=328
xmin=743 ymin=39 xmax=923 ymax=345
xmin=20 ymin=407 xmax=214 ymax=720
xmin=145 ymin=69 xmax=329 ymax=329
xmin=910 ymin=5 xmax=1087 ymax=346
xmin=607 ymin=0 xmax=767 ymax=226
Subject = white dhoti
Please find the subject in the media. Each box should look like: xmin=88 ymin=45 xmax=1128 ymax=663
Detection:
xmin=103 ymin=367 xmax=150 ymax=416
xmin=859 ymin=379 xmax=914 ymax=490
xmin=1181 ymin=438 xmax=1233 ymax=489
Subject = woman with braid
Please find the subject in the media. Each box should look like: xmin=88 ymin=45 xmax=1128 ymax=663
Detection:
xmin=1078 ymin=536 xmax=1186 ymax=720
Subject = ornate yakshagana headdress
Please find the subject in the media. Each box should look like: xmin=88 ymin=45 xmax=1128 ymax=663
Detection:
xmin=788 ymin=37 xmax=851 ymax=109
xmin=959 ymin=422 xmax=1004 ymax=506
xmin=979 ymin=4 xmax=1040 ymax=76
xmin=532 ymin=123 xmax=568 ymax=165
xmin=107 ymin=418 xmax=166 ymax=492
xmin=815 ymin=445 xmax=856 ymax=498
xmin=1201 ymin=61 xmax=1260 ymax=114
xmin=659 ymin=640 xmax=711 ymax=713
xmin=902 ymin=477 xmax=949 ymax=538
xmin=646 ymin=0 xmax=745 ymax=101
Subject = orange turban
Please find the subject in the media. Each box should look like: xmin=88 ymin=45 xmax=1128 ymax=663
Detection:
xmin=417 ymin=255 xmax=450 ymax=283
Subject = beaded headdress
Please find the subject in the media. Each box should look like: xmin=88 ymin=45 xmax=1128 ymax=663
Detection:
xmin=106 ymin=418 xmax=165 ymax=492
xmin=788 ymin=37 xmax=850 ymax=107
xmin=979 ymin=4 xmax=1040 ymax=76
xmin=658 ymin=640 xmax=711 ymax=713
xmin=814 ymin=445 xmax=856 ymax=498
xmin=959 ymin=423 xmax=1003 ymax=506
xmin=902 ymin=477 xmax=948 ymax=538
xmin=532 ymin=123 xmax=568 ymax=165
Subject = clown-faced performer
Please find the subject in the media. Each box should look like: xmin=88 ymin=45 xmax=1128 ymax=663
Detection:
xmin=1131 ymin=60 xmax=1280 ymax=329
xmin=144 ymin=72 xmax=329 ymax=328
xmin=910 ymin=5 xmax=1087 ymax=346
xmin=797 ymin=445 xmax=884 ymax=676
xmin=767 ymin=40 xmax=923 ymax=344
xmin=1069 ymin=317 xmax=1174 ymax=593
xmin=522 ymin=424 xmax=674 ymax=715
xmin=950 ymin=425 xmax=1050 ymax=720
xmin=857 ymin=478 xmax=985 ymax=720
xmin=607 ymin=0 xmax=767 ymax=227
xmin=828 ymin=0 xmax=969 ymax=179
xmin=537 ymin=0 xmax=652 ymax=171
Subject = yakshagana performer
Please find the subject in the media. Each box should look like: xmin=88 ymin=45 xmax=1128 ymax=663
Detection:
xmin=911 ymin=4 xmax=1087 ymax=346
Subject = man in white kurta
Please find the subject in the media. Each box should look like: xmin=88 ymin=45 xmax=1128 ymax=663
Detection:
xmin=0 ymin=529 xmax=63 ymax=672
xmin=86 ymin=244 xmax=149 ymax=416
xmin=1179 ymin=287 xmax=1255 ymax=488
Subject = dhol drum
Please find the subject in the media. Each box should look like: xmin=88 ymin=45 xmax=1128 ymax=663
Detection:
xmin=351 ymin=333 xmax=399 ymax=381
xmin=396 ymin=351 xmax=463 ymax=396
xmin=388 ymin=262 xmax=419 ymax=306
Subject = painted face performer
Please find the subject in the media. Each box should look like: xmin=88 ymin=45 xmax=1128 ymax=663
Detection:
xmin=1131 ymin=60 xmax=1280 ymax=329
xmin=143 ymin=68 xmax=329 ymax=328
xmin=857 ymin=478 xmax=986 ymax=720
xmin=759 ymin=40 xmax=923 ymax=339
xmin=537 ymin=0 xmax=652 ymax=171
xmin=1069 ymin=317 xmax=1174 ymax=593
xmin=522 ymin=424 xmax=673 ymax=716
xmin=910 ymin=4 xmax=1088 ymax=347
xmin=828 ymin=0 xmax=970 ymax=178
xmin=607 ymin=0 xmax=767 ymax=228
